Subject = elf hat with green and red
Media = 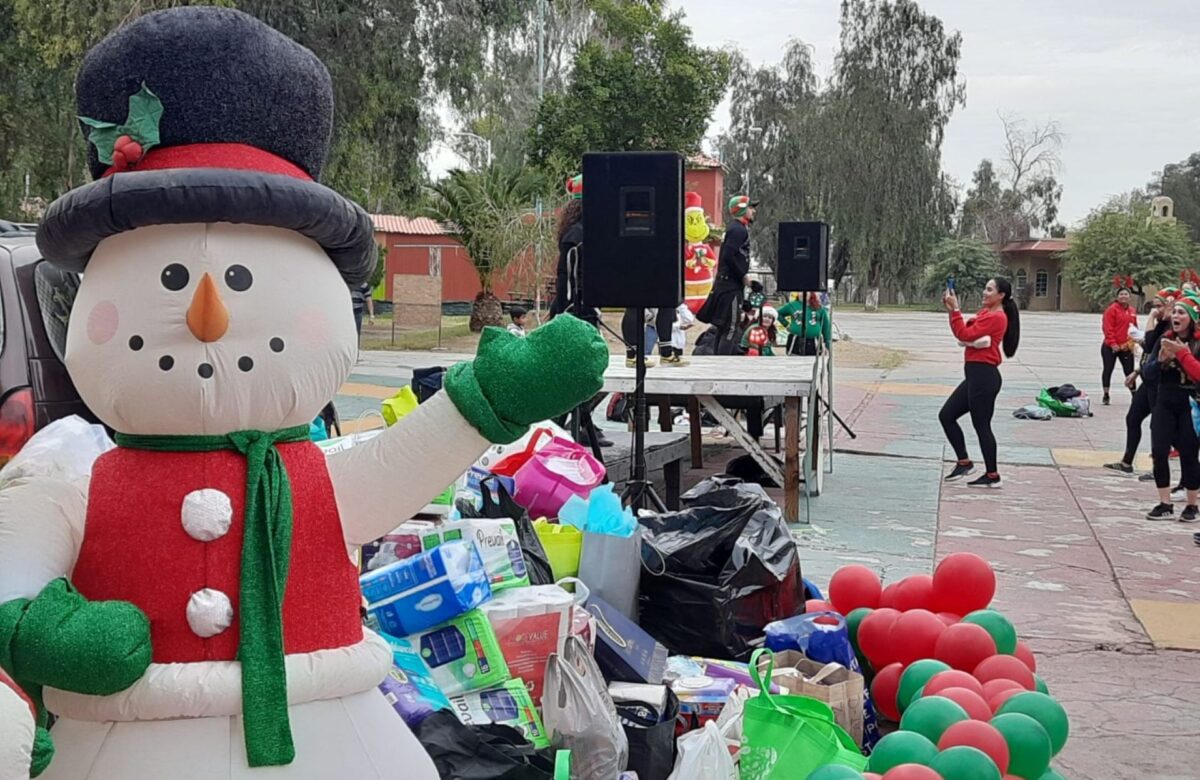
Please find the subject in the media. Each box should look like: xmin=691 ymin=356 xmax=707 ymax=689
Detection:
xmin=566 ymin=174 xmax=583 ymax=199
xmin=35 ymin=7 xmax=375 ymax=285
xmin=1157 ymin=286 xmax=1181 ymax=303
xmin=728 ymin=194 xmax=759 ymax=218
xmin=1174 ymin=295 xmax=1200 ymax=322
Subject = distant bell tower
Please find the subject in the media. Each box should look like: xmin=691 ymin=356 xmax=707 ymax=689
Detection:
xmin=1150 ymin=195 xmax=1176 ymax=223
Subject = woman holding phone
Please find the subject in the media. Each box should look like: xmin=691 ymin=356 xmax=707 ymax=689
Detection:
xmin=939 ymin=277 xmax=1021 ymax=488
xmin=1142 ymin=295 xmax=1200 ymax=521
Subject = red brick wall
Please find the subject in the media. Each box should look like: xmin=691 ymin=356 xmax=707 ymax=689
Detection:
xmin=685 ymin=167 xmax=726 ymax=226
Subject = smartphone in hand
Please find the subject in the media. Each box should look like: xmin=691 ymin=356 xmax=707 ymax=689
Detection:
xmin=946 ymin=275 xmax=956 ymax=292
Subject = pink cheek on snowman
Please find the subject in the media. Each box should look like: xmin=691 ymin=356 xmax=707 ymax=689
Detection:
xmin=86 ymin=301 xmax=120 ymax=345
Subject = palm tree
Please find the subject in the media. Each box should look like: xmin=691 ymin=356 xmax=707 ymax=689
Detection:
xmin=424 ymin=166 xmax=545 ymax=331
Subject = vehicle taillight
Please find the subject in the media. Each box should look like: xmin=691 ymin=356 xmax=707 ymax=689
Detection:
xmin=0 ymin=389 xmax=35 ymax=461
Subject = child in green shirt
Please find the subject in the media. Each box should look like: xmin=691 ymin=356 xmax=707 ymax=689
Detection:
xmin=777 ymin=293 xmax=831 ymax=356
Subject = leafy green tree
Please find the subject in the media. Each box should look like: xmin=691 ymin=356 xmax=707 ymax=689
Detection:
xmin=423 ymin=165 xmax=546 ymax=330
xmin=1064 ymin=200 xmax=1197 ymax=307
xmin=718 ymin=0 xmax=963 ymax=307
xmin=527 ymin=0 xmax=730 ymax=177
xmin=922 ymin=237 xmax=1003 ymax=310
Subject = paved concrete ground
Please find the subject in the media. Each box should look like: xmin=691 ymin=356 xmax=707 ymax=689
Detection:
xmin=341 ymin=310 xmax=1199 ymax=779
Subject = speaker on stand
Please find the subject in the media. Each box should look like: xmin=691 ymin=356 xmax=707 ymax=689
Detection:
xmin=582 ymin=151 xmax=684 ymax=512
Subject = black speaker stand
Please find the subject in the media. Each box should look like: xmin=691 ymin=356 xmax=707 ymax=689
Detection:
xmin=622 ymin=307 xmax=668 ymax=513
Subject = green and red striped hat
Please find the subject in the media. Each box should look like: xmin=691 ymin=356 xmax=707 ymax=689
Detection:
xmin=728 ymin=194 xmax=758 ymax=218
xmin=1175 ymin=295 xmax=1200 ymax=322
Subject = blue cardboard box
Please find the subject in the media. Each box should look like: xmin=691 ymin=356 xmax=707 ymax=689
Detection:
xmin=585 ymin=594 xmax=668 ymax=684
xmin=361 ymin=540 xmax=492 ymax=636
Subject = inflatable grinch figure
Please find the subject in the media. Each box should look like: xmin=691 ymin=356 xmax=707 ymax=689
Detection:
xmin=683 ymin=192 xmax=717 ymax=313
xmin=0 ymin=8 xmax=606 ymax=779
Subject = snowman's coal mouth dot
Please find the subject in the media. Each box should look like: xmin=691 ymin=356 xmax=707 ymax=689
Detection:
xmin=238 ymin=356 xmax=254 ymax=372
xmin=198 ymin=363 xmax=214 ymax=379
xmin=269 ymin=337 xmax=285 ymax=353
xmin=159 ymin=355 xmax=174 ymax=371
xmin=129 ymin=335 xmax=144 ymax=351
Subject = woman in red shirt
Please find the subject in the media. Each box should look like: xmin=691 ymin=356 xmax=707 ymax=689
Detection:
xmin=1100 ymin=284 xmax=1138 ymax=405
xmin=939 ymin=277 xmax=1021 ymax=488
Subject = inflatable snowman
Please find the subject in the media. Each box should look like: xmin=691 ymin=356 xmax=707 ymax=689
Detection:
xmin=683 ymin=192 xmax=716 ymax=313
xmin=0 ymin=8 xmax=606 ymax=779
xmin=0 ymin=669 xmax=39 ymax=780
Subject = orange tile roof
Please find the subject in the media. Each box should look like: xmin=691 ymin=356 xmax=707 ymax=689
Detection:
xmin=688 ymin=153 xmax=726 ymax=170
xmin=370 ymin=214 xmax=446 ymax=235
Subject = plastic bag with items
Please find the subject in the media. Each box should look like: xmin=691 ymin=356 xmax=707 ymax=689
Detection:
xmin=0 ymin=415 xmax=113 ymax=488
xmin=542 ymin=636 xmax=628 ymax=780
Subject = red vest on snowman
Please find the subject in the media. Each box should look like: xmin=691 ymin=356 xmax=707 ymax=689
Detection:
xmin=72 ymin=444 xmax=363 ymax=663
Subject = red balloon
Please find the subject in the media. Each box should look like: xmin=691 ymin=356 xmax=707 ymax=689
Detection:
xmin=936 ymin=612 xmax=961 ymax=626
xmin=890 ymin=609 xmax=946 ymax=666
xmin=894 ymin=574 xmax=934 ymax=612
xmin=924 ymin=670 xmax=985 ymax=699
xmin=880 ymin=582 xmax=901 ymax=609
xmin=859 ymin=608 xmax=902 ymax=667
xmin=984 ymin=672 xmax=1022 ymax=700
xmin=973 ymin=655 xmax=1036 ymax=691
xmin=931 ymin=552 xmax=996 ymax=615
xmin=882 ymin=765 xmax=943 ymax=780
xmin=870 ymin=661 xmax=905 ymax=722
xmin=987 ymin=687 xmax=1022 ymax=713
xmin=1013 ymin=640 xmax=1037 ymax=672
xmin=805 ymin=599 xmax=840 ymax=625
xmin=938 ymin=719 xmax=1011 ymax=774
xmin=829 ymin=564 xmax=883 ymax=614
xmin=929 ymin=687 xmax=991 ymax=721
xmin=934 ymin=622 xmax=997 ymax=672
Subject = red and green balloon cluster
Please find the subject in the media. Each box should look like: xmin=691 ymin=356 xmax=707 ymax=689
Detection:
xmin=809 ymin=553 xmax=1070 ymax=780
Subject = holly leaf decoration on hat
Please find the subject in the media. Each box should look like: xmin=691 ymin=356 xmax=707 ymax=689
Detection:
xmin=78 ymin=83 xmax=164 ymax=169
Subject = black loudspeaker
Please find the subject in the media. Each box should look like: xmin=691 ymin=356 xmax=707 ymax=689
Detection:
xmin=776 ymin=221 xmax=830 ymax=292
xmin=581 ymin=151 xmax=683 ymax=308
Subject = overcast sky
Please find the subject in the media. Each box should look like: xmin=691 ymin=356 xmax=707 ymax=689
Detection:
xmin=428 ymin=1 xmax=1200 ymax=227
xmin=677 ymin=0 xmax=1200 ymax=226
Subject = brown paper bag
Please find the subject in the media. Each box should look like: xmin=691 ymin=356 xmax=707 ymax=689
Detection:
xmin=768 ymin=649 xmax=865 ymax=747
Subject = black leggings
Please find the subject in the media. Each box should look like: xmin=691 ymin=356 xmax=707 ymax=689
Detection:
xmin=786 ymin=335 xmax=819 ymax=356
xmin=1101 ymin=344 xmax=1135 ymax=391
xmin=1122 ymin=381 xmax=1156 ymax=464
xmin=1150 ymin=391 xmax=1200 ymax=490
xmin=622 ymin=308 xmax=675 ymax=357
xmin=939 ymin=362 xmax=1003 ymax=474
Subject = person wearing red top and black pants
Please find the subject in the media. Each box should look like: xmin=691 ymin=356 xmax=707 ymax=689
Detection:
xmin=939 ymin=277 xmax=1021 ymax=488
xmin=1101 ymin=285 xmax=1138 ymax=405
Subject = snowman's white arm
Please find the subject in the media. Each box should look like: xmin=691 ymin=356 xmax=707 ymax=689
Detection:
xmin=328 ymin=392 xmax=491 ymax=546
xmin=0 ymin=477 xmax=88 ymax=603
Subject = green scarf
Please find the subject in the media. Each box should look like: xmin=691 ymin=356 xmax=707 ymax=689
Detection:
xmin=115 ymin=425 xmax=310 ymax=767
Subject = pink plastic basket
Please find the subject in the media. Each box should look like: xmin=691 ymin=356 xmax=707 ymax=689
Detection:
xmin=513 ymin=438 xmax=606 ymax=519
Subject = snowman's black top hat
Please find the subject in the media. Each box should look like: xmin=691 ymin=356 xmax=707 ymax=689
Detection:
xmin=36 ymin=7 xmax=375 ymax=285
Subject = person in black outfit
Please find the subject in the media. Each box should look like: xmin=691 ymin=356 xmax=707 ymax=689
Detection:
xmin=621 ymin=307 xmax=678 ymax=366
xmin=1143 ymin=296 xmax=1200 ymax=521
xmin=546 ymin=175 xmax=610 ymax=446
xmin=697 ymin=194 xmax=761 ymax=350
xmin=1106 ymin=289 xmax=1176 ymax=475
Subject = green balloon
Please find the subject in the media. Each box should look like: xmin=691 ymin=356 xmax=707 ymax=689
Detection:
xmin=899 ymin=695 xmax=969 ymax=744
xmin=998 ymin=692 xmax=1070 ymax=755
xmin=1034 ymin=674 xmax=1050 ymax=694
xmin=962 ymin=609 xmax=1018 ymax=654
xmin=867 ymin=730 xmax=939 ymax=773
xmin=929 ymin=746 xmax=1002 ymax=780
xmin=847 ymin=607 xmax=873 ymax=653
xmin=898 ymin=659 xmax=951 ymax=712
xmin=1038 ymin=770 xmax=1066 ymax=780
xmin=805 ymin=766 xmax=864 ymax=780
xmin=991 ymin=712 xmax=1052 ymax=780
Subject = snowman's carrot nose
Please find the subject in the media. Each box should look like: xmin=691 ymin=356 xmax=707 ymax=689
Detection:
xmin=187 ymin=272 xmax=229 ymax=342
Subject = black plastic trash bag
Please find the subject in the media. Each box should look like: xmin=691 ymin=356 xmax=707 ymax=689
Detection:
xmin=681 ymin=474 xmax=775 ymax=509
xmin=415 ymin=711 xmax=556 ymax=780
xmin=456 ymin=475 xmax=555 ymax=585
xmin=638 ymin=482 xmax=804 ymax=661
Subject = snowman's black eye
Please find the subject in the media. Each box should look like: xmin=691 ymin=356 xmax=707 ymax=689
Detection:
xmin=161 ymin=264 xmax=189 ymax=291
xmin=225 ymin=264 xmax=253 ymax=292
